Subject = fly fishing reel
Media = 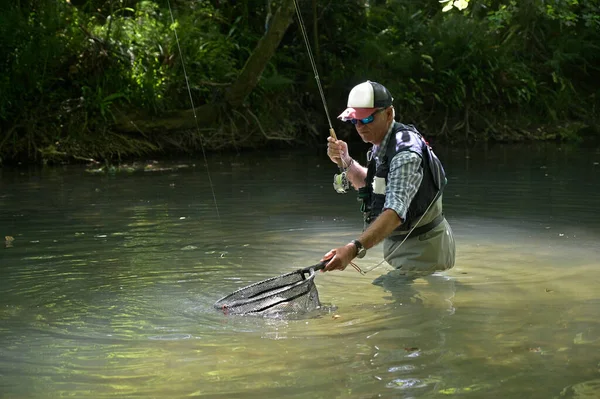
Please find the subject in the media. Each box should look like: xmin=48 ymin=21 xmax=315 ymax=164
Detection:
xmin=333 ymin=171 xmax=350 ymax=194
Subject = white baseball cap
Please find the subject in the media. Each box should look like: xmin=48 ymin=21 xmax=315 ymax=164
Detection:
xmin=338 ymin=80 xmax=394 ymax=121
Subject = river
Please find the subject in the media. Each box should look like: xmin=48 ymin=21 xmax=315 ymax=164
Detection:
xmin=1 ymin=142 xmax=599 ymax=398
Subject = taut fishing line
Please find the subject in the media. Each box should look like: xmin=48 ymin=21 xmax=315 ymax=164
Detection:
xmin=166 ymin=0 xmax=220 ymax=221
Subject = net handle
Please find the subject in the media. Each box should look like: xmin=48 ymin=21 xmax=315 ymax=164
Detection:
xmin=300 ymin=260 xmax=328 ymax=274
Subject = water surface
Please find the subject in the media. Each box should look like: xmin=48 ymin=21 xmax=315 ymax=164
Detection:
xmin=1 ymin=143 xmax=599 ymax=398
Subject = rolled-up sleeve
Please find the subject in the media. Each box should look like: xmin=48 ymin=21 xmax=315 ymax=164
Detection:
xmin=383 ymin=151 xmax=423 ymax=222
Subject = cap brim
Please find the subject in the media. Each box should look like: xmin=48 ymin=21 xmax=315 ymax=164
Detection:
xmin=337 ymin=107 xmax=378 ymax=121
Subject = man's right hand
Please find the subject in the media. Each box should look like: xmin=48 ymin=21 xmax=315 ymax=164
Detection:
xmin=326 ymin=136 xmax=351 ymax=167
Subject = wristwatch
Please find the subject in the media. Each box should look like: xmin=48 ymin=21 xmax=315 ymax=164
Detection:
xmin=351 ymin=239 xmax=367 ymax=259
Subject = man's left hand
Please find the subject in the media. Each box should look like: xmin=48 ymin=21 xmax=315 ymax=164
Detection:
xmin=321 ymin=243 xmax=357 ymax=272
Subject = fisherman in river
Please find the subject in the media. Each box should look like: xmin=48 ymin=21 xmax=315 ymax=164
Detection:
xmin=322 ymin=80 xmax=455 ymax=279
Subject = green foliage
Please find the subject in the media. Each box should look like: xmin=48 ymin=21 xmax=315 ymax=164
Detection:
xmin=0 ymin=0 xmax=242 ymax=162
xmin=318 ymin=0 xmax=599 ymax=141
xmin=0 ymin=1 xmax=83 ymax=157
xmin=165 ymin=3 xmax=239 ymax=108
xmin=1 ymin=0 xmax=598 ymax=164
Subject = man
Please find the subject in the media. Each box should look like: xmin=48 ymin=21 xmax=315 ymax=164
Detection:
xmin=322 ymin=80 xmax=455 ymax=279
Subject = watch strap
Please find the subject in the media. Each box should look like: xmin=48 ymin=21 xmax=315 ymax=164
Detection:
xmin=351 ymin=239 xmax=366 ymax=258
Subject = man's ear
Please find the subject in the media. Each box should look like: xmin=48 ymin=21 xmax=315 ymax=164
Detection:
xmin=387 ymin=107 xmax=394 ymax=122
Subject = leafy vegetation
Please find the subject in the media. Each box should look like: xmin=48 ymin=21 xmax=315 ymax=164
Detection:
xmin=0 ymin=0 xmax=598 ymax=164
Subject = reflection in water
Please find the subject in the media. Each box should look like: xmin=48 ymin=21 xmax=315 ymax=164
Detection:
xmin=0 ymin=143 xmax=599 ymax=398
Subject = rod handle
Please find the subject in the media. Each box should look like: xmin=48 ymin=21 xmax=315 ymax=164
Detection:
xmin=328 ymin=128 xmax=344 ymax=168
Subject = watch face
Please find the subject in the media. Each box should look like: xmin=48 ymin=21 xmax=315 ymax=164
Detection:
xmin=357 ymin=248 xmax=367 ymax=259
xmin=352 ymin=240 xmax=366 ymax=258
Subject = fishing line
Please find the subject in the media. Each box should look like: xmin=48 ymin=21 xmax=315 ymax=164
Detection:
xmin=166 ymin=0 xmax=220 ymax=221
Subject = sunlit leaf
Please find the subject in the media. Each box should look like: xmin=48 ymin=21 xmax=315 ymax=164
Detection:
xmin=455 ymin=0 xmax=470 ymax=11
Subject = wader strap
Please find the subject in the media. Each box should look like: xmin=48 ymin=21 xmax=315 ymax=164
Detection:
xmin=388 ymin=213 xmax=445 ymax=241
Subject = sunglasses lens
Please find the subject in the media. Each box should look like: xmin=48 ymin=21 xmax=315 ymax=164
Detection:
xmin=350 ymin=114 xmax=375 ymax=125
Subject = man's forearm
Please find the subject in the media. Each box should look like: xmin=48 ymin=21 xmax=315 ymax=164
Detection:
xmin=357 ymin=209 xmax=402 ymax=251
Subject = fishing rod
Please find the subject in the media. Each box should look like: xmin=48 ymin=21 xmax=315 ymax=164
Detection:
xmin=292 ymin=0 xmax=347 ymax=172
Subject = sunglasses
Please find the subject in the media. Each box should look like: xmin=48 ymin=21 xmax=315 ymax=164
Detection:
xmin=350 ymin=108 xmax=386 ymax=125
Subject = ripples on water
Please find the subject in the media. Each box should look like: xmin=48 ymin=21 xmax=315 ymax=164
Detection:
xmin=1 ymin=144 xmax=599 ymax=398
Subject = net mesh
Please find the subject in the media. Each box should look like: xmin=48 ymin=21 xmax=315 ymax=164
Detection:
xmin=214 ymin=265 xmax=322 ymax=316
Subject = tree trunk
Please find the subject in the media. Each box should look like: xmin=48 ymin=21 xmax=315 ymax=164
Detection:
xmin=225 ymin=0 xmax=296 ymax=107
xmin=114 ymin=0 xmax=296 ymax=133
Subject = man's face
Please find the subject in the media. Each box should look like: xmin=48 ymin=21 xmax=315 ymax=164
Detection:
xmin=354 ymin=107 xmax=392 ymax=145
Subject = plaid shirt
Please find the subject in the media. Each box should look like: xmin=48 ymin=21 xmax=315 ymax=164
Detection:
xmin=371 ymin=124 xmax=423 ymax=222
